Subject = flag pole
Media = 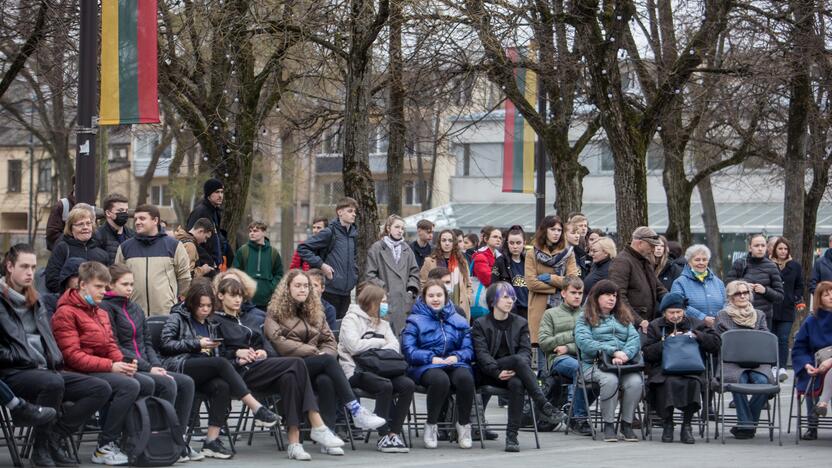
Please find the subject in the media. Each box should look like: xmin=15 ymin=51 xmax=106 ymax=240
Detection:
xmin=75 ymin=0 xmax=98 ymax=205
xmin=534 ymin=51 xmax=546 ymax=228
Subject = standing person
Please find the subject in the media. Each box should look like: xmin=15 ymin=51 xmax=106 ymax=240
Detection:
xmin=45 ymin=206 xmax=110 ymax=292
xmin=770 ymin=237 xmax=805 ymax=380
xmin=525 ymin=215 xmax=578 ymax=350
xmin=1 ymin=244 xmax=111 ymax=467
xmin=587 ymin=229 xmax=604 ymax=246
xmin=232 ymin=221 xmax=284 ymax=309
xmin=809 ymin=235 xmax=832 ymax=293
xmin=608 ymin=226 xmax=667 ymax=333
xmin=574 ymin=279 xmax=643 ymax=442
xmin=51 ymin=261 xmax=154 ymax=465
xmin=582 ymin=237 xmax=616 ymax=303
xmin=492 ymin=226 xmax=529 ymax=319
xmin=366 ymin=215 xmax=421 ymax=334
xmin=453 ymin=229 xmax=465 ymax=254
xmin=472 ymin=282 xmax=557 ymax=452
xmin=115 ymin=204 xmax=191 ymax=316
xmin=45 ymin=183 xmax=76 ymax=252
xmin=463 ymin=233 xmax=479 ymax=264
xmin=401 ymin=280 xmax=476 ymax=449
xmin=297 ymin=197 xmax=359 ymax=320
xmin=338 ymin=284 xmax=415 ymax=453
xmin=670 ymin=244 xmax=726 ymax=327
xmin=99 ymin=265 xmax=200 ymax=461
xmin=186 ymin=178 xmax=230 ymax=270
xmin=565 ymin=222 xmax=590 ymax=279
xmin=470 ymin=226 xmax=504 ymax=320
xmin=411 ymin=219 xmax=435 ymax=269
xmin=421 ymin=229 xmax=473 ymax=319
xmin=95 ymin=193 xmax=134 ymax=265
xmin=725 ymin=233 xmax=785 ymax=331
xmin=265 ymin=270 xmax=386 ymax=440
xmin=290 ymin=217 xmax=328 ymax=271
xmin=174 ymin=217 xmax=216 ymax=278
xmin=655 ymin=236 xmax=683 ymax=292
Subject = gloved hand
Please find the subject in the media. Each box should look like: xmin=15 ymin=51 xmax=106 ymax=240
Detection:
xmin=537 ymin=273 xmax=551 ymax=283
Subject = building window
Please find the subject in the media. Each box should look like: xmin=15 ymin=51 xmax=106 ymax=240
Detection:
xmin=374 ymin=180 xmax=389 ymax=205
xmin=369 ymin=126 xmax=389 ymax=154
xmin=37 ymin=160 xmax=52 ymax=193
xmin=109 ymin=145 xmax=128 ymax=161
xmin=599 ymin=144 xmax=615 ymax=172
xmin=319 ymin=181 xmax=344 ymax=205
xmin=322 ymin=128 xmax=342 ymax=154
xmin=151 ymin=185 xmax=173 ymax=207
xmin=7 ymin=160 xmax=22 ymax=193
xmin=404 ymin=180 xmax=427 ymax=206
xmin=647 ymin=144 xmax=664 ymax=171
xmin=463 ymin=143 xmax=471 ymax=176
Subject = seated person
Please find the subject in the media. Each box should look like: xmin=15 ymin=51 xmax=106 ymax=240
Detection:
xmin=0 ymin=379 xmax=56 ymax=427
xmin=471 ymin=281 xmax=557 ymax=452
xmin=308 ymin=268 xmax=337 ymax=330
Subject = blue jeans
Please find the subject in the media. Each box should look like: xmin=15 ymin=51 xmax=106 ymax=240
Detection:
xmin=0 ymin=379 xmax=15 ymax=406
xmin=772 ymin=320 xmax=793 ymax=369
xmin=732 ymin=370 xmax=768 ymax=429
xmin=551 ymin=356 xmax=589 ymax=418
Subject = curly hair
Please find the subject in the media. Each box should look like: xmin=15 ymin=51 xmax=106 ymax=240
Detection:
xmin=267 ymin=269 xmax=324 ymax=327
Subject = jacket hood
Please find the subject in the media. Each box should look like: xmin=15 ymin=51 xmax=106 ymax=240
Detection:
xmin=246 ymin=238 xmax=272 ymax=250
xmin=345 ymin=303 xmax=371 ymax=321
xmin=174 ymin=226 xmax=194 ymax=243
xmin=135 ymin=231 xmax=170 ymax=245
xmin=56 ymin=288 xmax=96 ymax=313
xmin=62 ymin=233 xmax=102 ymax=249
xmin=411 ymin=297 xmax=457 ymax=322
xmin=328 ymin=218 xmax=357 ymax=237
xmin=170 ymin=301 xmax=193 ymax=319
xmin=0 ymin=276 xmax=26 ymax=307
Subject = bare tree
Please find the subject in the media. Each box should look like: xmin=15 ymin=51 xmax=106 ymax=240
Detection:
xmin=0 ymin=0 xmax=49 ymax=101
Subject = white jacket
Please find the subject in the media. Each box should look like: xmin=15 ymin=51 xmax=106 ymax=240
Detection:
xmin=337 ymin=304 xmax=401 ymax=378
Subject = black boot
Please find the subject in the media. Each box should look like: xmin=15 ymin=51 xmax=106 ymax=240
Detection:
xmin=680 ymin=424 xmax=695 ymax=444
xmin=504 ymin=430 xmax=519 ymax=453
xmin=620 ymin=422 xmax=639 ymax=442
xmin=603 ymin=423 xmax=617 ymax=442
xmin=661 ymin=419 xmax=674 ymax=443
xmin=47 ymin=432 xmax=78 ymax=467
xmin=801 ymin=428 xmax=818 ymax=440
xmin=30 ymin=432 xmax=55 ymax=468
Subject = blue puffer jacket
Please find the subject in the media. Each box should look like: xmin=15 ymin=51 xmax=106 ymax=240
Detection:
xmin=401 ymin=299 xmax=474 ymax=382
xmin=670 ymin=265 xmax=726 ymax=321
xmin=792 ymin=308 xmax=832 ymax=394
xmin=574 ymin=312 xmax=640 ymax=371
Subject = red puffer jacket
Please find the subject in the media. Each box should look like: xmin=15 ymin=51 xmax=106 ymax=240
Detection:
xmin=52 ymin=289 xmax=123 ymax=373
xmin=472 ymin=247 xmax=498 ymax=287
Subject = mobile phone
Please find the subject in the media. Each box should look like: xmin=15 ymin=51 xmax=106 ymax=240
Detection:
xmin=210 ymin=338 xmax=224 ymax=342
xmin=122 ymin=357 xmax=136 ymax=364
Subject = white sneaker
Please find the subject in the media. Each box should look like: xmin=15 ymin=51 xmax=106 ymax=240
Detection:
xmin=351 ymin=406 xmax=386 ymax=430
xmin=91 ymin=442 xmax=129 ymax=466
xmin=423 ymin=423 xmax=438 ymax=449
xmin=310 ymin=425 xmax=345 ymax=448
xmin=320 ymin=446 xmax=344 ymax=456
xmin=287 ymin=443 xmax=311 ymax=461
xmin=456 ymin=423 xmax=472 ymax=449
xmin=777 ymin=368 xmax=789 ymax=383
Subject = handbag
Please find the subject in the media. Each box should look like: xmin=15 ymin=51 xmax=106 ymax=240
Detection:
xmin=353 ymin=348 xmax=408 ymax=378
xmin=469 ymin=260 xmax=489 ymax=320
xmin=598 ymin=352 xmax=644 ymax=375
xmin=661 ymin=329 xmax=705 ymax=375
xmin=815 ymin=345 xmax=832 ymax=366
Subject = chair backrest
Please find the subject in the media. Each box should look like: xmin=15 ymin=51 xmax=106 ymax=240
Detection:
xmin=720 ymin=329 xmax=778 ymax=367
xmin=146 ymin=315 xmax=169 ymax=353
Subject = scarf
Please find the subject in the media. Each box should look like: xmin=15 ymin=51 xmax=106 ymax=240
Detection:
xmin=724 ymin=302 xmax=758 ymax=328
xmin=773 ymin=256 xmax=792 ymax=271
xmin=693 ymin=269 xmax=708 ymax=283
xmin=383 ymin=236 xmax=404 ymax=263
xmin=534 ymin=245 xmax=573 ymax=307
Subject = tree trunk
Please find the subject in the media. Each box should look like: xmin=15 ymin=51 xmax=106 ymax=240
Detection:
xmin=548 ymin=133 xmax=587 ymax=218
xmin=697 ymin=174 xmax=723 ymax=275
xmin=280 ymin=131 xmax=296 ymax=272
xmin=386 ymin=0 xmax=404 ymax=216
xmin=426 ymin=105 xmax=441 ymax=208
xmin=661 ymin=134 xmax=693 ymax=246
xmin=97 ymin=126 xmax=109 ymax=204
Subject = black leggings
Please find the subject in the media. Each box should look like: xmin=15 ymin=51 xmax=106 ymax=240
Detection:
xmin=243 ymin=357 xmax=318 ymax=428
xmin=349 ymin=372 xmax=415 ymax=434
xmin=478 ymin=355 xmax=544 ymax=431
xmin=0 ymin=379 xmax=14 ymax=406
xmin=182 ymin=357 xmax=250 ymax=427
xmin=419 ymin=367 xmax=475 ymax=425
xmin=303 ymin=354 xmax=356 ymax=428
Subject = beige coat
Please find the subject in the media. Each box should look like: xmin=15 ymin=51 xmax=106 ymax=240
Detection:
xmin=419 ymin=255 xmax=473 ymax=319
xmin=264 ymin=314 xmax=337 ymax=357
xmin=524 ymin=246 xmax=578 ymax=344
xmin=336 ymin=304 xmax=401 ymax=378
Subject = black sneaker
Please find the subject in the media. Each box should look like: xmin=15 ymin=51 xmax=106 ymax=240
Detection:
xmin=569 ymin=419 xmax=592 ymax=436
xmin=47 ymin=434 xmax=79 ymax=467
xmin=730 ymin=427 xmax=756 ymax=440
xmin=10 ymin=400 xmax=56 ymax=427
xmin=253 ymin=406 xmax=278 ymax=428
xmin=661 ymin=423 xmax=674 ymax=443
xmin=620 ymin=422 xmax=639 ymax=442
xmin=504 ymin=431 xmax=519 ymax=452
xmin=603 ymin=423 xmax=617 ymax=442
xmin=800 ymin=428 xmax=818 ymax=441
xmin=680 ymin=424 xmax=695 ymax=444
xmin=201 ymin=439 xmax=233 ymax=459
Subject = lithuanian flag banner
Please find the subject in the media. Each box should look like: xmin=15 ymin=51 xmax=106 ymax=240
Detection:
xmin=99 ymin=0 xmax=159 ymax=125
xmin=502 ymin=48 xmax=536 ymax=194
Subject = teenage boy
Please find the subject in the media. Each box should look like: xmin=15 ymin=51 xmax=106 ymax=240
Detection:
xmin=233 ymin=221 xmax=283 ymax=309
xmin=411 ymin=219 xmax=434 ymax=269
xmin=175 ymin=217 xmax=216 ymax=278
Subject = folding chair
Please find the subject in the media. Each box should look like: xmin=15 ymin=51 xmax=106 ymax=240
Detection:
xmin=643 ymin=352 xmax=713 ymax=442
xmin=472 ymin=385 xmax=540 ymax=449
xmin=716 ymin=329 xmax=782 ymax=445
xmin=0 ymin=405 xmax=22 ymax=467
xmin=793 ymin=373 xmax=832 ymax=444
xmin=405 ymin=385 xmax=463 ymax=446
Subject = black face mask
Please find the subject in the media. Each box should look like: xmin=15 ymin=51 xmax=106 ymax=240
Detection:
xmin=113 ymin=211 xmax=129 ymax=227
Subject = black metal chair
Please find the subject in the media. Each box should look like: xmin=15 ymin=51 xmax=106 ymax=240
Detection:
xmin=643 ymin=352 xmax=713 ymax=442
xmin=791 ymin=373 xmax=832 ymax=444
xmin=0 ymin=405 xmax=22 ymax=467
xmin=472 ymin=385 xmax=540 ymax=449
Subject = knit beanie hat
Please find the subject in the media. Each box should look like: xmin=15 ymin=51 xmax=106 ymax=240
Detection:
xmin=659 ymin=292 xmax=687 ymax=312
xmin=203 ymin=178 xmax=224 ymax=198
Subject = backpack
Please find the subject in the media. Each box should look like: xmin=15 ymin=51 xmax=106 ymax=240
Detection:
xmin=238 ymin=244 xmax=281 ymax=274
xmin=122 ymin=396 xmax=185 ymax=467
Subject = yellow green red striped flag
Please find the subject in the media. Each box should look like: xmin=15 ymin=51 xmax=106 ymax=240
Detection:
xmin=99 ymin=0 xmax=159 ymax=125
xmin=502 ymin=48 xmax=536 ymax=194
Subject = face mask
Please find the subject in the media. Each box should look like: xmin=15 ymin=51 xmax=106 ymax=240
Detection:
xmin=83 ymin=294 xmax=97 ymax=306
xmin=445 ymin=284 xmax=454 ymax=295
xmin=379 ymin=303 xmax=389 ymax=318
xmin=113 ymin=211 xmax=129 ymax=226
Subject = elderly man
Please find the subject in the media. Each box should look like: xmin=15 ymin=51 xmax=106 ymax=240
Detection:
xmin=608 ymin=226 xmax=667 ymax=332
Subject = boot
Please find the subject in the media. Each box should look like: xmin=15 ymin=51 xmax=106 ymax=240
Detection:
xmin=47 ymin=432 xmax=78 ymax=467
xmin=504 ymin=430 xmax=519 ymax=453
xmin=620 ymin=422 xmax=639 ymax=442
xmin=603 ymin=423 xmax=617 ymax=442
xmin=661 ymin=418 xmax=674 ymax=443
xmin=30 ymin=432 xmax=55 ymax=468
xmin=680 ymin=424 xmax=695 ymax=444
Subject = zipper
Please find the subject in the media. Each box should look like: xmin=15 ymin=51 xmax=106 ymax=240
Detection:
xmin=122 ymin=301 xmax=141 ymax=359
xmin=145 ymin=257 xmax=151 ymax=315
xmin=256 ymin=247 xmax=262 ymax=277
xmin=440 ymin=316 xmax=448 ymax=357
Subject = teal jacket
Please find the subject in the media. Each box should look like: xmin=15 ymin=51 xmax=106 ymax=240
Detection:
xmin=574 ymin=312 xmax=640 ymax=371
xmin=233 ymin=239 xmax=283 ymax=308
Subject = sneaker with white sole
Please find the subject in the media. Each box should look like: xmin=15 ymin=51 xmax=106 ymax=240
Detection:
xmin=456 ymin=423 xmax=472 ymax=449
xmin=378 ymin=433 xmax=409 ymax=453
xmin=91 ymin=442 xmax=129 ymax=466
xmin=184 ymin=445 xmax=204 ymax=462
xmin=423 ymin=423 xmax=438 ymax=449
xmin=351 ymin=406 xmax=386 ymax=430
xmin=287 ymin=443 xmax=311 ymax=461
xmin=310 ymin=426 xmax=345 ymax=448
xmin=253 ymin=405 xmax=279 ymax=428
xmin=201 ymin=438 xmax=233 ymax=459
xmin=320 ymin=446 xmax=344 ymax=456
xmin=777 ymin=368 xmax=789 ymax=383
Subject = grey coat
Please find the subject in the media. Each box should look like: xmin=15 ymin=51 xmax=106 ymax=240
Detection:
xmin=366 ymin=239 xmax=420 ymax=334
xmin=715 ymin=309 xmax=774 ymax=384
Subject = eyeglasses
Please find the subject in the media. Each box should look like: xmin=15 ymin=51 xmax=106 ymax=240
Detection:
xmin=72 ymin=221 xmax=93 ymax=228
xmin=731 ymin=291 xmax=751 ymax=298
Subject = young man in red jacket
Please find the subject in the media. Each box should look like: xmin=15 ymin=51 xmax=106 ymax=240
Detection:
xmin=52 ymin=261 xmax=152 ymax=466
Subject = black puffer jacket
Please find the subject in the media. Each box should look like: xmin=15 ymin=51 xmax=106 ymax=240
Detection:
xmin=772 ymin=259 xmax=805 ymax=322
xmin=95 ymin=223 xmax=134 ymax=265
xmin=159 ymin=303 xmax=219 ymax=373
xmin=470 ymin=313 xmax=531 ymax=380
xmin=657 ymin=260 xmax=683 ymax=292
xmin=45 ymin=234 xmax=109 ymax=292
xmin=726 ymin=254 xmax=785 ymax=321
xmin=213 ymin=312 xmax=274 ymax=373
xmin=582 ymin=258 xmax=612 ymax=302
xmin=0 ymin=295 xmax=64 ymax=371
xmin=99 ymin=293 xmax=160 ymax=371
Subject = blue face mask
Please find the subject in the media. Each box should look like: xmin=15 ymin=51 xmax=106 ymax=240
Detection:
xmin=83 ymin=294 xmax=97 ymax=306
xmin=379 ymin=303 xmax=389 ymax=318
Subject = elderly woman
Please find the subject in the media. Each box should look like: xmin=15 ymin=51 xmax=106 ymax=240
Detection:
xmin=670 ymin=245 xmax=726 ymax=328
xmin=582 ymin=237 xmax=616 ymax=303
xmin=725 ymin=234 xmax=784 ymax=331
xmin=642 ymin=293 xmax=720 ymax=444
xmin=574 ymin=279 xmax=643 ymax=442
xmin=45 ymin=204 xmax=109 ymax=292
xmin=715 ymin=280 xmax=774 ymax=439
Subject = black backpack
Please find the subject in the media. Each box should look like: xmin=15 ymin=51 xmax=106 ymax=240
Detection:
xmin=122 ymin=396 xmax=185 ymax=467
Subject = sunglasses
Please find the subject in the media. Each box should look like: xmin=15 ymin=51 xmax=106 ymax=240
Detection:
xmin=731 ymin=290 xmax=751 ymax=298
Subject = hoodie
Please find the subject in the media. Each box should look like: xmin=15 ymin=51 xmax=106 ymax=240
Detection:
xmin=232 ymin=239 xmax=284 ymax=308
xmin=99 ymin=293 xmax=161 ymax=371
xmin=336 ymin=304 xmax=401 ymax=378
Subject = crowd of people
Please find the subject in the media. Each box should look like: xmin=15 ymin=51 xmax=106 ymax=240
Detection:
xmin=2 ymin=179 xmax=832 ymax=467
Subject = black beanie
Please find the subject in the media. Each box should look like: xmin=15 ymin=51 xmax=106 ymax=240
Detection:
xmin=203 ymin=178 xmax=224 ymax=198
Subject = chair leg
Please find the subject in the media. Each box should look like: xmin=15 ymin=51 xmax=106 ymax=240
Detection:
xmin=796 ymin=391 xmax=802 ymax=445
xmin=1 ymin=408 xmax=22 ymax=468
xmin=787 ymin=383 xmax=795 ymax=434
xmin=472 ymin=393 xmax=485 ymax=449
xmin=342 ymin=406 xmax=356 ymax=451
xmin=527 ymin=394 xmax=540 ymax=449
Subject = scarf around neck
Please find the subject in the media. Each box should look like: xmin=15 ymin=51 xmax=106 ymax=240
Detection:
xmin=724 ymin=302 xmax=758 ymax=328
xmin=383 ymin=236 xmax=404 ymax=263
xmin=534 ymin=245 xmax=573 ymax=274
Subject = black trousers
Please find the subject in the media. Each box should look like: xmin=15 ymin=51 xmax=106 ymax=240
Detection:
xmin=322 ymin=292 xmax=351 ymax=320
xmin=243 ymin=357 xmax=318 ymax=428
xmin=0 ymin=379 xmax=14 ymax=406
xmin=478 ymin=355 xmax=543 ymax=432
xmin=1 ymin=369 xmax=110 ymax=438
xmin=182 ymin=357 xmax=250 ymax=427
xmin=349 ymin=372 xmax=415 ymax=434
xmin=419 ymin=367 xmax=475 ymax=425
xmin=304 ymin=354 xmax=356 ymax=428
xmin=135 ymin=371 xmax=195 ymax=428
xmin=91 ymin=373 xmax=154 ymax=445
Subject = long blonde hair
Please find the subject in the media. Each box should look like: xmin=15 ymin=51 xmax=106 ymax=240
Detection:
xmin=267 ymin=269 xmax=324 ymax=327
xmin=212 ymin=268 xmax=257 ymax=301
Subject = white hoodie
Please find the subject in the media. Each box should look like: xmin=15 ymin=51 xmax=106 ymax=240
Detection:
xmin=337 ymin=303 xmax=401 ymax=378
